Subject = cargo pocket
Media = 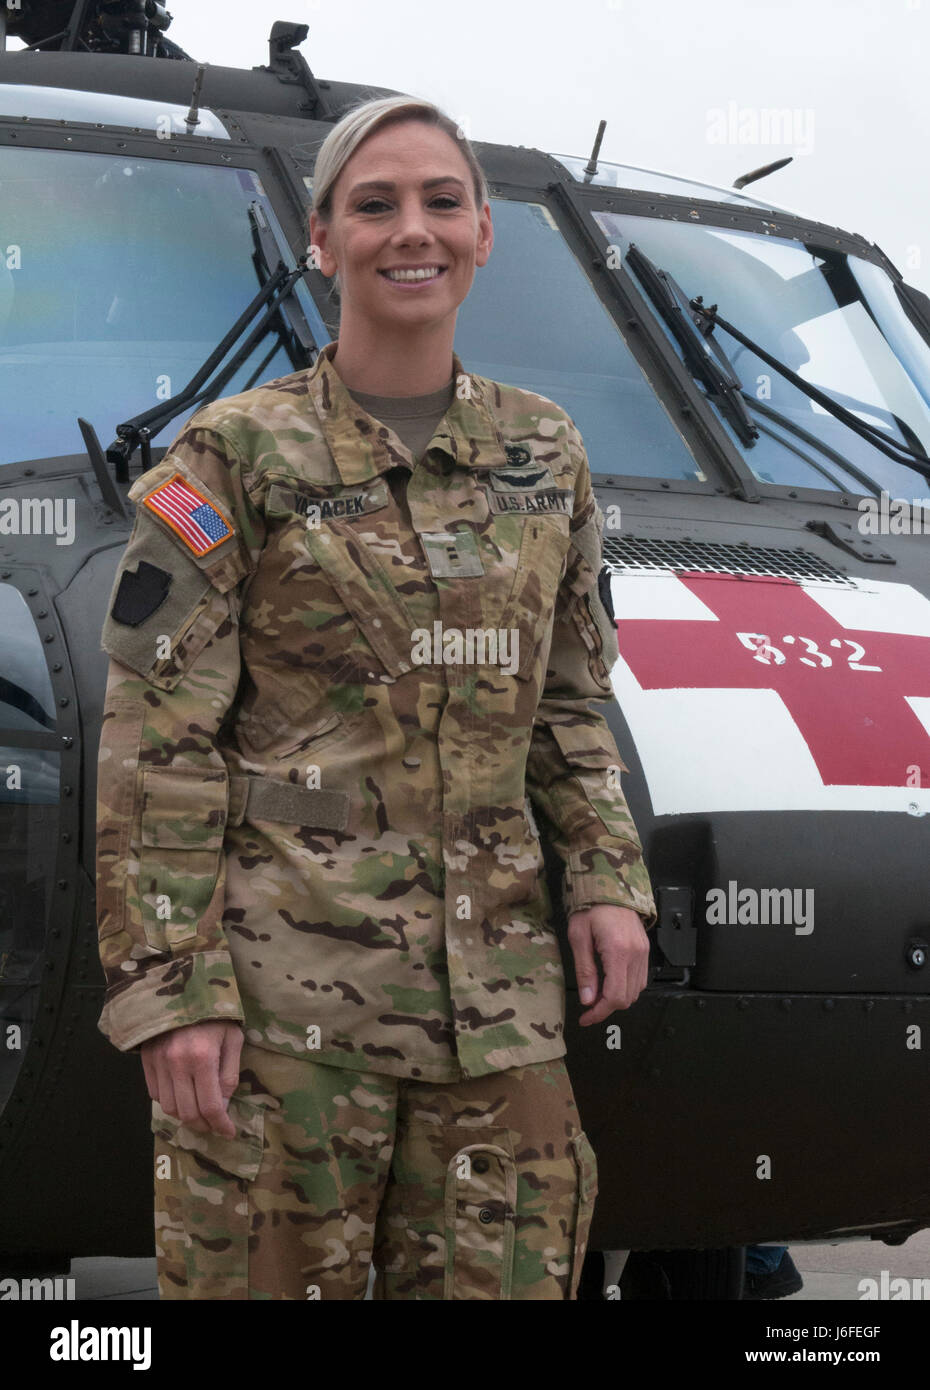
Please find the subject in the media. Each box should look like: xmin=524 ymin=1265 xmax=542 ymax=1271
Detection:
xmin=152 ymin=1091 xmax=265 ymax=1299
xmin=443 ymin=1142 xmax=518 ymax=1301
xmin=151 ymin=1092 xmax=265 ymax=1182
xmin=138 ymin=765 xmax=228 ymax=950
xmin=567 ymin=1130 xmax=599 ymax=1301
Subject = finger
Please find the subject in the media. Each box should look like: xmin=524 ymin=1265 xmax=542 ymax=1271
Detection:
xmin=140 ymin=1047 xmax=158 ymax=1103
xmin=219 ymin=1026 xmax=243 ymax=1100
xmin=583 ymin=932 xmax=648 ymax=1022
xmin=192 ymin=1044 xmax=236 ymax=1138
xmin=568 ymin=920 xmax=600 ymax=1007
xmin=579 ymin=931 xmax=630 ymax=1024
xmin=153 ymin=1049 xmax=178 ymax=1120
xmin=172 ymin=1071 xmax=206 ymax=1133
xmin=634 ymin=938 xmax=650 ymax=999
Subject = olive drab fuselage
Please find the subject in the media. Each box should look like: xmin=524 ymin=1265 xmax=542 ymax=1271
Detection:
xmin=94 ymin=340 xmax=657 ymax=1082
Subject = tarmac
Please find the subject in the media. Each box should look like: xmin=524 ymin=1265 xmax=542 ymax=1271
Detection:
xmin=49 ymin=1226 xmax=930 ymax=1300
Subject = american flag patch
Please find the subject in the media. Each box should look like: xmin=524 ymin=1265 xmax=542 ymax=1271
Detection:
xmin=142 ymin=473 xmax=233 ymax=557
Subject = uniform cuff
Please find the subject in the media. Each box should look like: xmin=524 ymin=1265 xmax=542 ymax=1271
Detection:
xmin=97 ymin=950 xmax=245 ymax=1053
xmin=564 ymin=855 xmax=657 ymax=928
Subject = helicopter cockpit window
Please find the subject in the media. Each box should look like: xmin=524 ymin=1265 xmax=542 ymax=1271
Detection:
xmin=0 ymin=585 xmax=59 ymax=1112
xmin=549 ymin=152 xmax=786 ymax=211
xmin=0 ymin=147 xmax=326 ymax=468
xmin=453 ymin=199 xmax=703 ymax=481
xmin=592 ymin=211 xmax=930 ymax=503
xmin=0 ymin=84 xmax=231 ymax=139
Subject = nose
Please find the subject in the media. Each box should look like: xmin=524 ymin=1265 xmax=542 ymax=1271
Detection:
xmin=390 ymin=192 xmax=434 ymax=246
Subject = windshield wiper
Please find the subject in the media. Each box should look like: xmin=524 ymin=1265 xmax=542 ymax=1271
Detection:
xmin=83 ymin=204 xmax=318 ymax=484
xmin=690 ymin=290 xmax=930 ymax=486
xmin=738 ymin=394 xmax=887 ymax=496
xmin=625 ymin=243 xmax=760 ymax=447
xmin=625 ymin=244 xmax=930 ymax=488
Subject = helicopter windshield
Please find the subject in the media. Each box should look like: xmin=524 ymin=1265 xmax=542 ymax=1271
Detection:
xmin=453 ymin=198 xmax=702 ymax=481
xmin=0 ymin=147 xmax=327 ymax=468
xmin=592 ymin=211 xmax=930 ymax=503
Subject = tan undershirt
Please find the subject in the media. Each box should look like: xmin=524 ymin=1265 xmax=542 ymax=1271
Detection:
xmin=346 ymin=377 xmax=457 ymax=465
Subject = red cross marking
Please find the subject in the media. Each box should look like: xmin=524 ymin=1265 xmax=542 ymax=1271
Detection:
xmin=615 ymin=572 xmax=930 ymax=788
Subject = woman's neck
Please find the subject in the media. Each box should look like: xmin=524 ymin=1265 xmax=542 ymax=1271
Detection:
xmin=331 ymin=320 xmax=456 ymax=396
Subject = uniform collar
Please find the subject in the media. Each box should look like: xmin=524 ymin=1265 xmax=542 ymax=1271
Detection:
xmin=305 ymin=339 xmax=507 ymax=485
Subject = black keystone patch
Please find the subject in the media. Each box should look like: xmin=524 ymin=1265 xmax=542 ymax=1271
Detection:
xmin=111 ymin=561 xmax=173 ymax=626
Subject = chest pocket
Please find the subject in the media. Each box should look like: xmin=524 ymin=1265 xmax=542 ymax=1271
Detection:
xmin=477 ymin=462 xmax=574 ymax=681
xmin=303 ymin=521 xmax=417 ymax=679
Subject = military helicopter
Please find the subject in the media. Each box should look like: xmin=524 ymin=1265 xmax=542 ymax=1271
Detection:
xmin=1 ymin=0 xmax=929 ymax=1303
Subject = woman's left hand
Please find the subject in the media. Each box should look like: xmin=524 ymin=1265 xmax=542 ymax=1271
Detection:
xmin=567 ymin=905 xmax=651 ymax=1026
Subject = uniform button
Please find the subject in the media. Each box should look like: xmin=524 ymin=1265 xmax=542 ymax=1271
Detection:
xmin=472 ymin=1157 xmax=490 ymax=1174
xmin=372 ymin=618 xmax=382 ymax=628
xmin=402 ymin=757 xmax=421 ymax=768
xmin=478 ymin=1208 xmax=495 ymax=1224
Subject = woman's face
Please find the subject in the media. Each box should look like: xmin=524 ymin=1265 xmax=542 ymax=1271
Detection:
xmin=310 ymin=120 xmax=493 ymax=337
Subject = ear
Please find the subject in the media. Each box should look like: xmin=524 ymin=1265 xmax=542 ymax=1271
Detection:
xmin=309 ymin=210 xmax=338 ymax=277
xmin=474 ymin=200 xmax=494 ymax=268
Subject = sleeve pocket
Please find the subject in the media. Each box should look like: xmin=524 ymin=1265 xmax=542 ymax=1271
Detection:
xmin=548 ymin=722 xmax=633 ymax=840
xmin=138 ymin=766 xmax=228 ymax=950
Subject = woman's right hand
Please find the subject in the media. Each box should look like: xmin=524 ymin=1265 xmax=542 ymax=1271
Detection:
xmin=140 ymin=1020 xmax=244 ymax=1137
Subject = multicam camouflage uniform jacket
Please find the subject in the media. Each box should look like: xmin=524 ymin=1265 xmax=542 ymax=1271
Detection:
xmin=95 ymin=340 xmax=656 ymax=1082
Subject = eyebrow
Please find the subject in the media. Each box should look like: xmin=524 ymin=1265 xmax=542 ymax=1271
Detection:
xmin=347 ymin=176 xmax=469 ymax=197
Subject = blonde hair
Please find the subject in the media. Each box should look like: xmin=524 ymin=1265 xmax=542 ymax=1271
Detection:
xmin=311 ymin=95 xmax=489 ymax=225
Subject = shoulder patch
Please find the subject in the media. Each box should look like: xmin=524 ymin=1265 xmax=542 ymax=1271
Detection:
xmin=111 ymin=561 xmax=172 ymax=626
xmin=141 ymin=473 xmax=233 ymax=557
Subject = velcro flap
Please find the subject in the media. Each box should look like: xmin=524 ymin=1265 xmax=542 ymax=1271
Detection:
xmin=228 ymin=775 xmax=349 ymax=831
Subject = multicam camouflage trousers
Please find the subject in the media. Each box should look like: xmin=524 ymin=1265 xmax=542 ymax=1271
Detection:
xmin=152 ymin=1041 xmax=598 ymax=1300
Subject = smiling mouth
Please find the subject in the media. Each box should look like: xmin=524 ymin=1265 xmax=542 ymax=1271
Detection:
xmin=378 ymin=266 xmax=448 ymax=283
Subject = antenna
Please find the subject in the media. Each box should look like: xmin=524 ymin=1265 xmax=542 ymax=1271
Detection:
xmin=185 ymin=63 xmax=206 ymax=131
xmin=733 ymin=156 xmax=793 ymax=190
xmin=583 ymin=119 xmax=607 ymax=181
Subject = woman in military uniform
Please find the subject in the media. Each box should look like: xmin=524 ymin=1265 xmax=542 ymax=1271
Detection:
xmin=95 ymin=94 xmax=656 ymax=1300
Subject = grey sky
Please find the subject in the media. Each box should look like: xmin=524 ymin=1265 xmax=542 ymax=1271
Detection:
xmin=8 ymin=0 xmax=929 ymax=291
xmin=161 ymin=0 xmax=929 ymax=293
